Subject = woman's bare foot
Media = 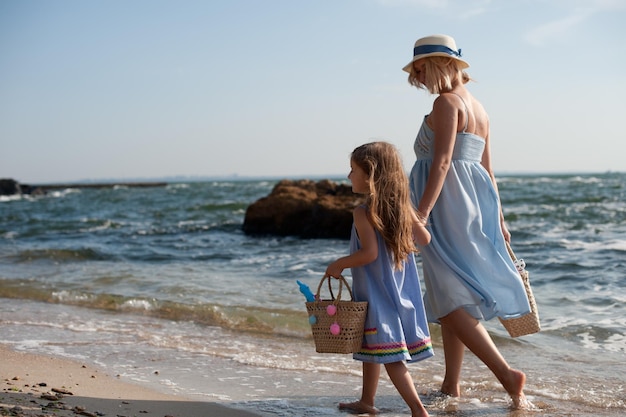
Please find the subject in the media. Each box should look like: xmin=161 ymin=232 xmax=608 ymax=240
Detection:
xmin=502 ymin=368 xmax=530 ymax=409
xmin=338 ymin=400 xmax=379 ymax=414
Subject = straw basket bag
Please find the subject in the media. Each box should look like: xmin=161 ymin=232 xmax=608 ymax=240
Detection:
xmin=499 ymin=242 xmax=541 ymax=337
xmin=305 ymin=275 xmax=368 ymax=354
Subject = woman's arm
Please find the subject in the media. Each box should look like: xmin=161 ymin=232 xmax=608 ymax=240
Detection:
xmin=325 ymin=205 xmax=378 ymax=278
xmin=416 ymin=94 xmax=459 ymax=218
xmin=481 ymin=131 xmax=511 ymax=242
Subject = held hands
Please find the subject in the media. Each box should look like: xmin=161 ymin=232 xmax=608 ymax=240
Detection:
xmin=412 ymin=210 xmax=432 ymax=246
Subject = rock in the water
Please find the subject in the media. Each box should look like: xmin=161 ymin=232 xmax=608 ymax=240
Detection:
xmin=242 ymin=179 xmax=364 ymax=240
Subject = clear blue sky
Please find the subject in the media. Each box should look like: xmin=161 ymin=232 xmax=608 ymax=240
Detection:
xmin=1 ymin=0 xmax=625 ymax=183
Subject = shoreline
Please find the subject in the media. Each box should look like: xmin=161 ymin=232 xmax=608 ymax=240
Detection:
xmin=0 ymin=344 xmax=260 ymax=417
xmin=2 ymin=309 xmax=625 ymax=416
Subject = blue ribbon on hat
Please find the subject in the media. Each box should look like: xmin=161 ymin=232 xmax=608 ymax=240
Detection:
xmin=414 ymin=44 xmax=462 ymax=58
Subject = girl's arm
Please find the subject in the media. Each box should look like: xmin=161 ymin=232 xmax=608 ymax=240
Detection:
xmin=325 ymin=205 xmax=378 ymax=278
xmin=480 ymin=130 xmax=511 ymax=242
xmin=416 ymin=94 xmax=459 ymax=218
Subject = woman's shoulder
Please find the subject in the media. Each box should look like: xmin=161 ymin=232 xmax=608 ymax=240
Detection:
xmin=432 ymin=92 xmax=464 ymax=112
xmin=435 ymin=91 xmax=489 ymax=123
xmin=436 ymin=90 xmax=475 ymax=106
xmin=429 ymin=93 xmax=463 ymax=125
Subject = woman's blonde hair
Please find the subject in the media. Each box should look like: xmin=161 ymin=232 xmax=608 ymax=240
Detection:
xmin=351 ymin=142 xmax=416 ymax=270
xmin=407 ymin=56 xmax=472 ymax=94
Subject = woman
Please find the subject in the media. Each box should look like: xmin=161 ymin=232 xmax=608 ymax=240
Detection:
xmin=404 ymin=34 xmax=531 ymax=409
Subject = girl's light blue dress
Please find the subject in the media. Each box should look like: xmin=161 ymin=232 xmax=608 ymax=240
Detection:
xmin=409 ymin=103 xmax=531 ymax=323
xmin=349 ymin=220 xmax=434 ymax=364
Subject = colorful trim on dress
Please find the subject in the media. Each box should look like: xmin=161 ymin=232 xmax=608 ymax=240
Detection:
xmin=357 ymin=338 xmax=433 ymax=358
xmin=364 ymin=328 xmax=377 ymax=336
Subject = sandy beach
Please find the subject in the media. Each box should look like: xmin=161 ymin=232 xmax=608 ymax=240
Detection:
xmin=0 ymin=344 xmax=260 ymax=417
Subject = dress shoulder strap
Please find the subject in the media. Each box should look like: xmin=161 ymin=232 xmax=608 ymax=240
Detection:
xmin=449 ymin=92 xmax=469 ymax=133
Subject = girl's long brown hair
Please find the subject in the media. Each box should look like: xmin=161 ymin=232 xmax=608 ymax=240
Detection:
xmin=351 ymin=142 xmax=416 ymax=270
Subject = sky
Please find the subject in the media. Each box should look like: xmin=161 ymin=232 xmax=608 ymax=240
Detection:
xmin=1 ymin=0 xmax=625 ymax=184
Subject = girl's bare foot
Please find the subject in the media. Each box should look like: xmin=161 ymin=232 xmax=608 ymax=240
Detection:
xmin=338 ymin=400 xmax=379 ymax=414
xmin=409 ymin=405 xmax=430 ymax=417
xmin=440 ymin=381 xmax=460 ymax=397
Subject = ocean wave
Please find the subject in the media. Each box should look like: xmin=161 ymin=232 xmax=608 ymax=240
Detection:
xmin=561 ymin=238 xmax=626 ymax=252
xmin=9 ymin=248 xmax=109 ymax=262
xmin=79 ymin=219 xmax=114 ymax=233
xmin=49 ymin=188 xmax=82 ymax=198
xmin=0 ymin=194 xmax=24 ymax=203
xmin=0 ymin=281 xmax=311 ymax=339
xmin=5 ymin=278 xmax=624 ymax=356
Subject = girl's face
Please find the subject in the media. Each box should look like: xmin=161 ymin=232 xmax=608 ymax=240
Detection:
xmin=348 ymin=159 xmax=369 ymax=194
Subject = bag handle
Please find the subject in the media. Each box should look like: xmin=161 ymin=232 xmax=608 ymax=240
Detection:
xmin=505 ymin=241 xmax=527 ymax=273
xmin=505 ymin=241 xmax=517 ymax=261
xmin=315 ymin=275 xmax=354 ymax=304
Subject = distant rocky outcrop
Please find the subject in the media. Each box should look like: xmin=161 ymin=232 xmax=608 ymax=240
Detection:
xmin=0 ymin=178 xmax=44 ymax=196
xmin=243 ymin=179 xmax=365 ymax=240
xmin=0 ymin=178 xmax=167 ymax=196
xmin=0 ymin=179 xmax=21 ymax=195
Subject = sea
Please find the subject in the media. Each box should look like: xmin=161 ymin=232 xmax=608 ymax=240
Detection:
xmin=1 ymin=172 xmax=625 ymax=417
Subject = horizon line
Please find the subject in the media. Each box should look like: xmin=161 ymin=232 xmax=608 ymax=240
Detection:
xmin=4 ymin=170 xmax=624 ymax=186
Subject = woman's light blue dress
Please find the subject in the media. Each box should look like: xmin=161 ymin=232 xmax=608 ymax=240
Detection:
xmin=409 ymin=103 xmax=531 ymax=323
xmin=349 ymin=219 xmax=434 ymax=364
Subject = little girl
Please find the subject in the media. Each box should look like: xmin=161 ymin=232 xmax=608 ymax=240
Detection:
xmin=325 ymin=142 xmax=433 ymax=417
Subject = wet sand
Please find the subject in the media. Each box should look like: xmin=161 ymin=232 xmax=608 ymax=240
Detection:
xmin=0 ymin=344 xmax=259 ymax=417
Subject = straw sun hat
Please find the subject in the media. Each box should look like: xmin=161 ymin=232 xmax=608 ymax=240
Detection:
xmin=402 ymin=34 xmax=469 ymax=73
